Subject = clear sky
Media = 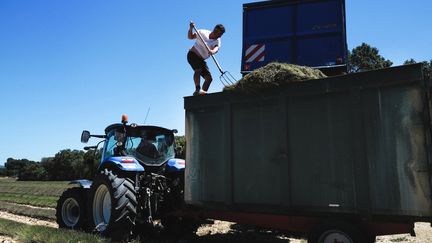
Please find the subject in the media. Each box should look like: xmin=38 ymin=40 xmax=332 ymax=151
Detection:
xmin=1 ymin=1 xmax=431 ymax=165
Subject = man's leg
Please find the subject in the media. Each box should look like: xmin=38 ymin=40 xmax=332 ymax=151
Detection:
xmin=202 ymin=75 xmax=213 ymax=92
xmin=194 ymin=70 xmax=201 ymax=91
xmin=187 ymin=50 xmax=204 ymax=95
xmin=193 ymin=69 xmax=201 ymax=95
xmin=201 ymin=62 xmax=212 ymax=92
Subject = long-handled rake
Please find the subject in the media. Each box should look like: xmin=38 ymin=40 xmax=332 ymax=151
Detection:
xmin=192 ymin=22 xmax=237 ymax=87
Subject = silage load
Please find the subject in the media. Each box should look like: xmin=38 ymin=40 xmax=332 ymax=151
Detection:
xmin=224 ymin=62 xmax=327 ymax=92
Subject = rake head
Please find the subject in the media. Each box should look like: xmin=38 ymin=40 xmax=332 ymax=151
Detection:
xmin=219 ymin=71 xmax=237 ymax=87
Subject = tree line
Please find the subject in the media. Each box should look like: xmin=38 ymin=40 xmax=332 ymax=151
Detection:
xmin=1 ymin=136 xmax=186 ymax=181
xmin=2 ymin=149 xmax=100 ymax=181
xmin=1 ymin=43 xmax=430 ymax=181
xmin=348 ymin=42 xmax=431 ymax=75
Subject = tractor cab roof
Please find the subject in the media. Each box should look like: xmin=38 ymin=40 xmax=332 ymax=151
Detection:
xmin=104 ymin=123 xmax=174 ymax=136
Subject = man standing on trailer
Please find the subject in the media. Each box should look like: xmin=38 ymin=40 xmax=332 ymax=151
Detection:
xmin=187 ymin=21 xmax=225 ymax=96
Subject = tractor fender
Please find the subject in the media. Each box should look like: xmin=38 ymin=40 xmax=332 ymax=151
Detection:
xmin=98 ymin=156 xmax=145 ymax=172
xmin=166 ymin=158 xmax=185 ymax=172
xmin=69 ymin=179 xmax=93 ymax=189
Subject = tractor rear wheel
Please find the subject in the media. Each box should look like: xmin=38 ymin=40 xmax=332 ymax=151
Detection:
xmin=56 ymin=187 xmax=88 ymax=230
xmin=89 ymin=169 xmax=137 ymax=240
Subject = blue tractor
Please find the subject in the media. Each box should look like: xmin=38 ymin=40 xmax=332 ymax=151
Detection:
xmin=55 ymin=115 xmax=189 ymax=239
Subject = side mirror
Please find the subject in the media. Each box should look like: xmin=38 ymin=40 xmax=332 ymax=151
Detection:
xmin=84 ymin=146 xmax=97 ymax=151
xmin=81 ymin=130 xmax=91 ymax=143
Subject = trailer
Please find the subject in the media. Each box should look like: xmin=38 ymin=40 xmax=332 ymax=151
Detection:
xmin=184 ymin=64 xmax=432 ymax=242
xmin=241 ymin=0 xmax=348 ymax=76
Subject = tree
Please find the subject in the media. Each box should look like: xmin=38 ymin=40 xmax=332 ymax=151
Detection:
xmin=0 ymin=166 xmax=6 ymax=176
xmin=5 ymin=158 xmax=34 ymax=177
xmin=175 ymin=136 xmax=186 ymax=159
xmin=404 ymin=59 xmax=432 ymax=76
xmin=348 ymin=43 xmax=393 ymax=73
xmin=82 ymin=149 xmax=102 ymax=179
xmin=18 ymin=162 xmax=47 ymax=181
xmin=41 ymin=149 xmax=85 ymax=181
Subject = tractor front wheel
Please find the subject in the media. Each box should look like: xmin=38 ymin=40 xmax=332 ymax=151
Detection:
xmin=56 ymin=187 xmax=88 ymax=230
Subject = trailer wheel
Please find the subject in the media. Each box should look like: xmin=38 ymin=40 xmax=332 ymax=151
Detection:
xmin=89 ymin=169 xmax=137 ymax=240
xmin=56 ymin=187 xmax=88 ymax=230
xmin=308 ymin=221 xmax=366 ymax=243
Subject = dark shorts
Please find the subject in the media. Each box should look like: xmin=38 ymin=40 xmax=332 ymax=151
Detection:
xmin=187 ymin=50 xmax=211 ymax=78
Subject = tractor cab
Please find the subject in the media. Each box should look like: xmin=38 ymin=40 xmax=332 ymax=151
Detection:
xmin=80 ymin=115 xmax=180 ymax=172
xmin=102 ymin=123 xmax=176 ymax=166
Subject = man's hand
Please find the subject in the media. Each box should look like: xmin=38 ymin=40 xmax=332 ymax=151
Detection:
xmin=208 ymin=46 xmax=219 ymax=55
xmin=188 ymin=21 xmax=196 ymax=39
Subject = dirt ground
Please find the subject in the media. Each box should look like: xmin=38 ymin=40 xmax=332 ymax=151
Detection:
xmin=0 ymin=211 xmax=57 ymax=228
xmin=0 ymin=235 xmax=16 ymax=243
xmin=1 ymin=210 xmax=431 ymax=242
xmin=375 ymin=222 xmax=432 ymax=243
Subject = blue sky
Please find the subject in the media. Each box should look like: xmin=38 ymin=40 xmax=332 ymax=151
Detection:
xmin=1 ymin=1 xmax=431 ymax=165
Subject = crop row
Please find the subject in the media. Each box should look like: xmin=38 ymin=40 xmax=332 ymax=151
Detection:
xmin=0 ymin=178 xmax=70 ymax=197
xmin=0 ymin=201 xmax=55 ymax=220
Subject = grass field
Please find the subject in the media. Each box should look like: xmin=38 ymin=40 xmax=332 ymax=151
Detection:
xmin=0 ymin=177 xmax=106 ymax=242
xmin=0 ymin=217 xmax=106 ymax=243
xmin=0 ymin=177 xmax=70 ymax=197
xmin=0 ymin=177 xmax=71 ymax=223
xmin=0 ymin=192 xmax=59 ymax=208
xmin=0 ymin=177 xmax=70 ymax=209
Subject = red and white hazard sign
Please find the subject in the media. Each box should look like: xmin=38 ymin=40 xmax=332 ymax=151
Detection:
xmin=244 ymin=44 xmax=265 ymax=63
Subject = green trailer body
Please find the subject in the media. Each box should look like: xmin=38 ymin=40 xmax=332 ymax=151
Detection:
xmin=184 ymin=64 xmax=432 ymax=222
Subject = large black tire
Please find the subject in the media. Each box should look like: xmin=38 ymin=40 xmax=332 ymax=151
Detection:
xmin=308 ymin=220 xmax=367 ymax=243
xmin=88 ymin=169 xmax=137 ymax=240
xmin=56 ymin=187 xmax=88 ymax=230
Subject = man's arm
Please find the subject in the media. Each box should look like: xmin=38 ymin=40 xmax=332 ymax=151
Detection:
xmin=188 ymin=22 xmax=196 ymax=39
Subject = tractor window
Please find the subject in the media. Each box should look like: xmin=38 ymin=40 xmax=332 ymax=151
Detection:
xmin=103 ymin=131 xmax=119 ymax=160
xmin=103 ymin=127 xmax=175 ymax=165
xmin=125 ymin=133 xmax=175 ymax=165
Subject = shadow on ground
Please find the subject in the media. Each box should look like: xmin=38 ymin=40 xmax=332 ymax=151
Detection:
xmin=134 ymin=222 xmax=305 ymax=243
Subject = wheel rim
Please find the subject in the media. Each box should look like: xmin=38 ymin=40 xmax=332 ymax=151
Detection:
xmin=61 ymin=198 xmax=80 ymax=227
xmin=319 ymin=230 xmax=353 ymax=243
xmin=93 ymin=184 xmax=111 ymax=231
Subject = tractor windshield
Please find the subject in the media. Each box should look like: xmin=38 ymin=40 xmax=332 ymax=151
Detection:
xmin=103 ymin=125 xmax=175 ymax=165
xmin=124 ymin=128 xmax=175 ymax=165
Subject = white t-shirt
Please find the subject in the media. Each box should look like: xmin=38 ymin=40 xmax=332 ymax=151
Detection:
xmin=192 ymin=29 xmax=221 ymax=60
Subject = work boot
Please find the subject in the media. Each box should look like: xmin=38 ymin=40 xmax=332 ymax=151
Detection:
xmin=193 ymin=90 xmax=207 ymax=96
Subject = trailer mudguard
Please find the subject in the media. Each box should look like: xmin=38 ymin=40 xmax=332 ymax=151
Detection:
xmin=98 ymin=156 xmax=145 ymax=172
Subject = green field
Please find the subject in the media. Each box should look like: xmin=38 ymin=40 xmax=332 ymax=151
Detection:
xmin=0 ymin=217 xmax=106 ymax=243
xmin=0 ymin=176 xmax=71 ymax=221
xmin=0 ymin=178 xmax=113 ymax=242
xmin=0 ymin=177 xmax=305 ymax=243
xmin=0 ymin=177 xmax=70 ymax=196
